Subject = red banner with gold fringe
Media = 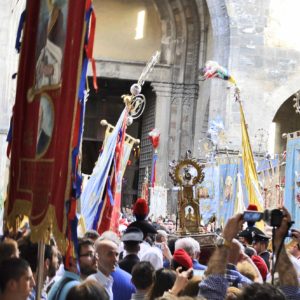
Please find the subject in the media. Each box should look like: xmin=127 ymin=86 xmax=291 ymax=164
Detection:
xmin=6 ymin=0 xmax=87 ymax=248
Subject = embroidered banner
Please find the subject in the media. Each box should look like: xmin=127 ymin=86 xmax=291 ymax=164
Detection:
xmin=284 ymin=132 xmax=300 ymax=229
xmin=218 ymin=161 xmax=238 ymax=227
xmin=198 ymin=165 xmax=219 ymax=225
xmin=6 ymin=0 xmax=87 ymax=247
xmin=98 ymin=115 xmax=137 ymax=234
xmin=81 ymin=109 xmax=126 ymax=231
xmin=149 ymin=185 xmax=168 ymax=220
xmin=257 ymin=157 xmax=281 ymax=209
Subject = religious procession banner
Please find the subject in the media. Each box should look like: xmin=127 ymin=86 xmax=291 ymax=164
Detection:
xmin=107 ymin=123 xmax=135 ymax=234
xmin=81 ymin=109 xmax=127 ymax=231
xmin=239 ymin=102 xmax=264 ymax=212
xmin=257 ymin=157 xmax=281 ymax=209
xmin=218 ymin=158 xmax=239 ymax=227
xmin=149 ymin=185 xmax=168 ymax=220
xmin=284 ymin=131 xmax=300 ymax=229
xmin=198 ymin=165 xmax=219 ymax=225
xmin=234 ymin=171 xmax=246 ymax=214
xmin=6 ymin=0 xmax=88 ymax=247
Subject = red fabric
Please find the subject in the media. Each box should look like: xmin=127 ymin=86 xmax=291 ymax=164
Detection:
xmin=109 ymin=112 xmax=128 ymax=232
xmin=149 ymin=135 xmax=160 ymax=149
xmin=6 ymin=0 xmax=86 ymax=243
xmin=251 ymin=255 xmax=268 ymax=280
xmin=98 ymin=111 xmax=128 ymax=234
xmin=173 ymin=249 xmax=193 ymax=269
xmin=133 ymin=198 xmax=149 ymax=220
xmin=247 ymin=204 xmax=258 ymax=211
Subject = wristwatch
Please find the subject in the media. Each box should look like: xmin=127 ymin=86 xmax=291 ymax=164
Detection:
xmin=215 ymin=236 xmax=232 ymax=248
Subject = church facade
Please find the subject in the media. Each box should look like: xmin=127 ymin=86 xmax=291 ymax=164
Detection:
xmin=1 ymin=0 xmax=300 ymax=208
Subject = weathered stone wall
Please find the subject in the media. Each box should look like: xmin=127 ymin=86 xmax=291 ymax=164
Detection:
xmin=89 ymin=0 xmax=300 ymax=189
xmin=221 ymin=0 xmax=300 ymax=152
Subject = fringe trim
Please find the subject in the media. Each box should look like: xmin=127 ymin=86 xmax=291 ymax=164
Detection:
xmin=6 ymin=201 xmax=67 ymax=253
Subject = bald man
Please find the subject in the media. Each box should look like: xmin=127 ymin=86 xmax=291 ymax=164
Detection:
xmin=88 ymin=239 xmax=119 ymax=300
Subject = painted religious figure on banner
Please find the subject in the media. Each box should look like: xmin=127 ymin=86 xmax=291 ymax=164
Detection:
xmin=35 ymin=0 xmax=66 ymax=90
xmin=224 ymin=175 xmax=233 ymax=201
xmin=36 ymin=95 xmax=54 ymax=156
xmin=28 ymin=0 xmax=68 ymax=100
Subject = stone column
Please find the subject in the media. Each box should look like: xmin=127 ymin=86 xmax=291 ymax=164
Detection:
xmin=151 ymin=82 xmax=172 ymax=187
xmin=180 ymin=84 xmax=199 ymax=157
xmin=168 ymin=84 xmax=184 ymax=162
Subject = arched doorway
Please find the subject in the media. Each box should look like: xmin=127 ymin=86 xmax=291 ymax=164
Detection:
xmin=273 ymin=93 xmax=300 ymax=154
xmin=88 ymin=0 xmax=216 ymax=199
xmin=82 ymin=77 xmax=156 ymax=207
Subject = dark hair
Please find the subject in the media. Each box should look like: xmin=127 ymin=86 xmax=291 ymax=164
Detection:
xmin=244 ymin=246 xmax=256 ymax=258
xmin=168 ymin=238 xmax=177 ymax=255
xmin=84 ymin=230 xmax=100 ymax=241
xmin=0 ymin=238 xmax=19 ymax=263
xmin=145 ymin=235 xmax=154 ymax=246
xmin=66 ymin=280 xmax=109 ymax=300
xmin=0 ymin=258 xmax=30 ymax=291
xmin=78 ymin=238 xmax=94 ymax=256
xmin=123 ymin=241 xmax=140 ymax=253
xmin=147 ymin=268 xmax=176 ymax=300
xmin=18 ymin=237 xmax=52 ymax=272
xmin=131 ymin=261 xmax=155 ymax=290
xmin=237 ymin=283 xmax=286 ymax=300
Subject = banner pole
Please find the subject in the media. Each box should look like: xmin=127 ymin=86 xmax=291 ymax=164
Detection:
xmin=36 ymin=241 xmax=45 ymax=300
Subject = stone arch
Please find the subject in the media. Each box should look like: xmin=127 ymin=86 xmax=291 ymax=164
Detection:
xmin=254 ymin=73 xmax=300 ymax=154
xmin=267 ymin=73 xmax=300 ymax=122
xmin=153 ymin=0 xmax=202 ymax=84
xmin=268 ymin=75 xmax=300 ymax=154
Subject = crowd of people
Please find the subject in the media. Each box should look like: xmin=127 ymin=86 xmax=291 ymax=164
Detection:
xmin=0 ymin=199 xmax=300 ymax=300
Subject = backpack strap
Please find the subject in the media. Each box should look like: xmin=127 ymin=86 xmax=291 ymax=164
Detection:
xmin=53 ymin=277 xmax=77 ymax=300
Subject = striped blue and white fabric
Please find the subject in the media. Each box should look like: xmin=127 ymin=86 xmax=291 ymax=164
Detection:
xmin=284 ymin=132 xmax=300 ymax=230
xmin=80 ymin=109 xmax=126 ymax=230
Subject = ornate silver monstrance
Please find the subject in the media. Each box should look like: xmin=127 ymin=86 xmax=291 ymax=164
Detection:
xmin=169 ymin=151 xmax=205 ymax=234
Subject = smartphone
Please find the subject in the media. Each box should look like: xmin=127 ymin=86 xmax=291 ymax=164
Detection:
xmin=243 ymin=211 xmax=263 ymax=222
xmin=193 ymin=269 xmax=205 ymax=277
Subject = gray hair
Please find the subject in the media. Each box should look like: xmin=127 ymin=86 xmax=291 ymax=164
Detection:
xmin=175 ymin=237 xmax=196 ymax=256
xmin=191 ymin=238 xmax=201 ymax=254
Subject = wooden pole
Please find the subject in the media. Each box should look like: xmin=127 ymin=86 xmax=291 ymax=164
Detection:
xmin=36 ymin=241 xmax=45 ymax=300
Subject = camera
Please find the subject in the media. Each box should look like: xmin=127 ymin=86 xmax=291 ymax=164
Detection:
xmin=243 ymin=211 xmax=263 ymax=223
xmin=263 ymin=209 xmax=284 ymax=227
xmin=243 ymin=209 xmax=284 ymax=227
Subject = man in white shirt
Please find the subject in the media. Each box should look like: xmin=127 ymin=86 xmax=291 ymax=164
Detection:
xmin=88 ymin=239 xmax=119 ymax=300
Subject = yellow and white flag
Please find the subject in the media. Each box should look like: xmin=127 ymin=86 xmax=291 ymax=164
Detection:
xmin=240 ymin=102 xmax=264 ymax=212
